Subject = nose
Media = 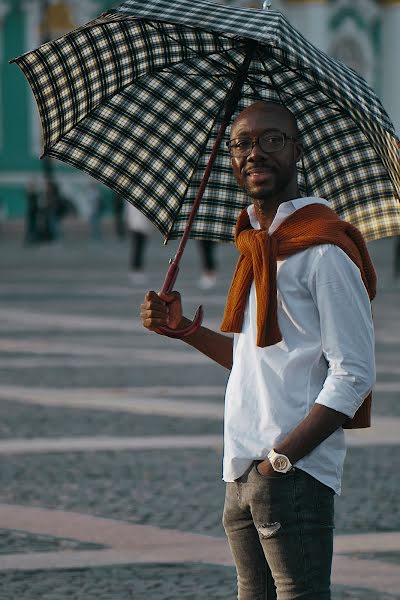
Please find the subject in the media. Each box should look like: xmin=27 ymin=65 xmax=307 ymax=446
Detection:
xmin=247 ymin=139 xmax=267 ymax=160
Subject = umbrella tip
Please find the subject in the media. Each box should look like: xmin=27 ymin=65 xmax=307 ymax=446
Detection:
xmin=262 ymin=0 xmax=272 ymax=9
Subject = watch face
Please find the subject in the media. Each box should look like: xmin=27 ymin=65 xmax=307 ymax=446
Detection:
xmin=274 ymin=456 xmax=289 ymax=471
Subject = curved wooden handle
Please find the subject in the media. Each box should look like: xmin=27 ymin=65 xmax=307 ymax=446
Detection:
xmin=158 ymin=305 xmax=203 ymax=338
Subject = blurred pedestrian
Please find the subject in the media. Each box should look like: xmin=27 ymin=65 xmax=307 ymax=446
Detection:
xmin=44 ymin=180 xmax=64 ymax=242
xmin=394 ymin=236 xmax=400 ymax=279
xmin=0 ymin=198 xmax=5 ymax=238
xmin=87 ymin=182 xmax=104 ymax=240
xmin=198 ymin=239 xmax=218 ymax=289
xmin=24 ymin=181 xmax=39 ymax=245
xmin=113 ymin=193 xmax=126 ymax=240
xmin=126 ymin=203 xmax=154 ymax=283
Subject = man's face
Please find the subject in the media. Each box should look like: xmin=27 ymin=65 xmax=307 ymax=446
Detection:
xmin=230 ymin=105 xmax=302 ymax=201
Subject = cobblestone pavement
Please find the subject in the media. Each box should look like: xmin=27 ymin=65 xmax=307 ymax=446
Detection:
xmin=1 ymin=225 xmax=400 ymax=598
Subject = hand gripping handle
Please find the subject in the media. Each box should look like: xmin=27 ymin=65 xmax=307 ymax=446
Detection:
xmin=157 ymin=258 xmax=203 ymax=338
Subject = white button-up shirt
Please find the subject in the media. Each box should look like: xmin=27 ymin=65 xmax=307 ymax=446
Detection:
xmin=222 ymin=197 xmax=375 ymax=494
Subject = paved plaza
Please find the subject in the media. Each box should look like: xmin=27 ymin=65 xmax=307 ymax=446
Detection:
xmin=0 ymin=220 xmax=400 ymax=599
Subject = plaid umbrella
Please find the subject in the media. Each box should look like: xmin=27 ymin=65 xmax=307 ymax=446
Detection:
xmin=11 ymin=0 xmax=400 ymax=336
xmin=11 ymin=0 xmax=400 ymax=244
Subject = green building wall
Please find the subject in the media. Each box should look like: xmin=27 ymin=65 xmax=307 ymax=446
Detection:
xmin=0 ymin=0 xmax=113 ymax=218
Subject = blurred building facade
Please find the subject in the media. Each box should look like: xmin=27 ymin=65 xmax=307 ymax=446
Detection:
xmin=0 ymin=0 xmax=112 ymax=217
xmin=0 ymin=0 xmax=398 ymax=216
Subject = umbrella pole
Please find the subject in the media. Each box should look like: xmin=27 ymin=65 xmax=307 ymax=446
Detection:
xmin=160 ymin=123 xmax=230 ymax=294
xmin=158 ymin=40 xmax=257 ymax=338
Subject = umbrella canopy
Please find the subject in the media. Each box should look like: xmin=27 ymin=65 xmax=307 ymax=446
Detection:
xmin=12 ymin=0 xmax=400 ymax=242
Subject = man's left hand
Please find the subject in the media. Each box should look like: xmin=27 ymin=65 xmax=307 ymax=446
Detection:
xmin=256 ymin=459 xmax=286 ymax=478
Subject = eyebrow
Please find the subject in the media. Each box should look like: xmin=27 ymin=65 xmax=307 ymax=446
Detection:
xmin=230 ymin=128 xmax=284 ymax=138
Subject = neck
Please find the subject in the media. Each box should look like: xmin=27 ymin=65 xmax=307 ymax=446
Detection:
xmin=253 ymin=184 xmax=301 ymax=231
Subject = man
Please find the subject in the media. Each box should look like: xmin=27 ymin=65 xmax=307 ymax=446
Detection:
xmin=140 ymin=101 xmax=376 ymax=599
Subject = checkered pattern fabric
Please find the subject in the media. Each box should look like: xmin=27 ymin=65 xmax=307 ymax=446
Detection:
xmin=12 ymin=0 xmax=400 ymax=241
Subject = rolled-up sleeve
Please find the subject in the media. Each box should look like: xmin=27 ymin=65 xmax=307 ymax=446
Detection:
xmin=309 ymin=245 xmax=376 ymax=417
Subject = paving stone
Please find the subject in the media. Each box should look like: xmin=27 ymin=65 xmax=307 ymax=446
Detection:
xmin=1 ymin=231 xmax=399 ymax=598
xmin=341 ymin=551 xmax=400 ymax=566
xmin=13 ymin=360 xmax=224 ymax=383
xmin=0 ymin=447 xmax=399 ymax=538
xmin=0 ymin=399 xmax=222 ymax=439
xmin=0 ymin=449 xmax=226 ymax=537
xmin=336 ymin=446 xmax=400 ymax=534
xmin=333 ymin=588 xmax=399 ymax=600
xmin=370 ymin=392 xmax=400 ymax=417
xmin=0 ymin=564 xmax=234 ymax=600
xmin=0 ymin=564 xmax=397 ymax=600
xmin=0 ymin=530 xmax=105 ymax=555
xmin=0 ymin=364 xmax=228 ymax=388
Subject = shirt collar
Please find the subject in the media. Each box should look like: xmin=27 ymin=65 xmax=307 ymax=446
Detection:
xmin=247 ymin=197 xmax=331 ymax=233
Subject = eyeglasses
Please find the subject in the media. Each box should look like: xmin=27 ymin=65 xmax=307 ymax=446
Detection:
xmin=226 ymin=132 xmax=297 ymax=158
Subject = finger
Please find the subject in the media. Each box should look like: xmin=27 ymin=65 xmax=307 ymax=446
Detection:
xmin=144 ymin=290 xmax=166 ymax=305
xmin=142 ymin=316 xmax=169 ymax=330
xmin=140 ymin=306 xmax=169 ymax=321
xmin=140 ymin=298 xmax=168 ymax=313
xmin=140 ymin=301 xmax=167 ymax=313
xmin=158 ymin=290 xmax=181 ymax=303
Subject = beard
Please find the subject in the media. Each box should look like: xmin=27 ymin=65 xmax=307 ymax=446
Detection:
xmin=244 ymin=170 xmax=288 ymax=200
xmin=243 ymin=164 xmax=296 ymax=207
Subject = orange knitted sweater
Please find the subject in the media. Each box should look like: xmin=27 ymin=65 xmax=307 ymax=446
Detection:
xmin=220 ymin=203 xmax=377 ymax=429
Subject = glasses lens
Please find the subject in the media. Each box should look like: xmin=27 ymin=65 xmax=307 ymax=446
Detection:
xmin=228 ymin=139 xmax=252 ymax=157
xmin=228 ymin=134 xmax=286 ymax=156
xmin=259 ymin=133 xmax=285 ymax=153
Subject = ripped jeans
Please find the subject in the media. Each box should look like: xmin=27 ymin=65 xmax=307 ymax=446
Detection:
xmin=223 ymin=463 xmax=334 ymax=600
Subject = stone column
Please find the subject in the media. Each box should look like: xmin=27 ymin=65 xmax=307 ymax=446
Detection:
xmin=0 ymin=0 xmax=10 ymax=151
xmin=286 ymin=0 xmax=330 ymax=53
xmin=0 ymin=0 xmax=10 ymax=60
xmin=380 ymin=0 xmax=400 ymax=135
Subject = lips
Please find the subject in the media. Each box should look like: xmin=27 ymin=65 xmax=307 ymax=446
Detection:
xmin=245 ymin=167 xmax=275 ymax=183
xmin=245 ymin=166 xmax=275 ymax=177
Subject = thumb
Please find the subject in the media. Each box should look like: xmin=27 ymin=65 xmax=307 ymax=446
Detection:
xmin=158 ymin=290 xmax=181 ymax=303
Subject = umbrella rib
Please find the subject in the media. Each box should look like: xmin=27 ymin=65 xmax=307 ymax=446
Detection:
xmin=149 ymin=27 xmax=253 ymax=99
xmin=42 ymin=19 xmax=248 ymax=157
xmin=241 ymin=77 xmax=264 ymax=101
xmin=144 ymin=19 xmax=248 ymax=80
xmin=255 ymin=54 xmax=346 ymax=114
xmin=164 ymin=102 xmax=225 ymax=242
xmin=164 ymin=39 xmax=258 ymax=242
xmin=205 ymin=45 xmax=266 ymax=102
xmin=41 ymin=66 xmax=232 ymax=157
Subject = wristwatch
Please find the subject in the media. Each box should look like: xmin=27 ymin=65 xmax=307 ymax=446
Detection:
xmin=267 ymin=449 xmax=293 ymax=473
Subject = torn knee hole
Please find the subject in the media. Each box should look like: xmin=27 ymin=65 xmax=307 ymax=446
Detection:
xmin=257 ymin=522 xmax=281 ymax=539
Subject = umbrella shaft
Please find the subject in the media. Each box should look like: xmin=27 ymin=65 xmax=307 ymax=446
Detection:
xmin=161 ymin=40 xmax=257 ymax=295
xmin=160 ymin=125 xmax=223 ymax=293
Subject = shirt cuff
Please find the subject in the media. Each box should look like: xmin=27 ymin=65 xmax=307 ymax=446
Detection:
xmin=315 ymin=378 xmax=370 ymax=419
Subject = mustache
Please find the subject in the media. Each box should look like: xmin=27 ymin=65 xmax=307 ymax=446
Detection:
xmin=244 ymin=163 xmax=277 ymax=175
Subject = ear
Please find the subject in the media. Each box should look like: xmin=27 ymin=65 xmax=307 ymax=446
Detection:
xmin=294 ymin=141 xmax=304 ymax=163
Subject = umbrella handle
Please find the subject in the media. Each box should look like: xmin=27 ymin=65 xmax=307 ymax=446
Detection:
xmin=157 ymin=305 xmax=204 ymax=338
xmin=157 ymin=257 xmax=204 ymax=338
